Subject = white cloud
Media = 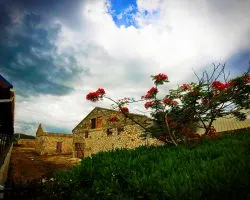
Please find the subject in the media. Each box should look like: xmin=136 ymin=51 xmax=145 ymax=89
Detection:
xmin=136 ymin=0 xmax=162 ymax=14
xmin=15 ymin=0 xmax=250 ymax=135
xmin=14 ymin=91 xmax=94 ymax=135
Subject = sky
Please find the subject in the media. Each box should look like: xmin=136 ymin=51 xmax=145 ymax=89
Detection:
xmin=0 ymin=0 xmax=249 ymax=135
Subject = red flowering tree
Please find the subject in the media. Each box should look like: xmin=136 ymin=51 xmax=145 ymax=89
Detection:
xmin=86 ymin=63 xmax=250 ymax=146
xmin=167 ymin=63 xmax=250 ymax=139
xmin=140 ymin=73 xmax=179 ymax=145
xmin=86 ymin=73 xmax=179 ymax=145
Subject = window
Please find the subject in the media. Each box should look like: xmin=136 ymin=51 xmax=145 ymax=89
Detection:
xmin=85 ymin=131 xmax=89 ymax=138
xmin=97 ymin=116 xmax=103 ymax=128
xmin=91 ymin=117 xmax=102 ymax=129
xmin=91 ymin=118 xmax=96 ymax=129
xmin=107 ymin=128 xmax=112 ymax=136
xmin=117 ymin=127 xmax=124 ymax=135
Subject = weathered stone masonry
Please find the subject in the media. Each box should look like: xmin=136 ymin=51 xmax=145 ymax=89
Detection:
xmin=35 ymin=124 xmax=73 ymax=155
xmin=72 ymin=107 xmax=164 ymax=158
xmin=17 ymin=139 xmax=36 ymax=148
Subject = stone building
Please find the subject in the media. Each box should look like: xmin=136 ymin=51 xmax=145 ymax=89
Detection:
xmin=35 ymin=124 xmax=73 ymax=155
xmin=72 ymin=107 xmax=164 ymax=158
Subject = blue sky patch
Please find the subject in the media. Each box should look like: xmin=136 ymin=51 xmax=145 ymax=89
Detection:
xmin=45 ymin=125 xmax=71 ymax=134
xmin=107 ymin=0 xmax=139 ymax=28
xmin=226 ymin=49 xmax=250 ymax=76
xmin=107 ymin=0 xmax=161 ymax=28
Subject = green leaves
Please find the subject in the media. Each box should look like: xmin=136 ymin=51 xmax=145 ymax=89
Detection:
xmin=232 ymin=111 xmax=247 ymax=121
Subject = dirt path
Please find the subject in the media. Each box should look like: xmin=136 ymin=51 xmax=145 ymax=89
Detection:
xmin=6 ymin=146 xmax=80 ymax=186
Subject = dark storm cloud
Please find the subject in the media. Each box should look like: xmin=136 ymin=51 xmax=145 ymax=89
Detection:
xmin=0 ymin=3 xmax=13 ymax=40
xmin=1 ymin=0 xmax=85 ymax=29
xmin=0 ymin=10 xmax=85 ymax=97
xmin=0 ymin=3 xmax=12 ymax=28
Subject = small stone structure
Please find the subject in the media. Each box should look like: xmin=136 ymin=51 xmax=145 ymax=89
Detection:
xmin=35 ymin=124 xmax=73 ymax=155
xmin=72 ymin=107 xmax=164 ymax=158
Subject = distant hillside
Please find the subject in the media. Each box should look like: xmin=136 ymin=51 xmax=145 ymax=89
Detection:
xmin=14 ymin=133 xmax=35 ymax=139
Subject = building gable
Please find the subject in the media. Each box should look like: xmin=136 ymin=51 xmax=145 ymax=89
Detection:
xmin=72 ymin=107 xmax=151 ymax=134
xmin=36 ymin=123 xmax=44 ymax=137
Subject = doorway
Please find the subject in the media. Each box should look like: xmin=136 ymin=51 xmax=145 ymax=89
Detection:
xmin=56 ymin=142 xmax=62 ymax=153
xmin=75 ymin=143 xmax=84 ymax=158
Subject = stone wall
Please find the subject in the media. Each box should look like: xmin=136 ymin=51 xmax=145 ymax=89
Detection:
xmin=35 ymin=134 xmax=73 ymax=155
xmin=35 ymin=124 xmax=73 ymax=155
xmin=73 ymin=107 xmax=164 ymax=158
xmin=17 ymin=139 xmax=36 ymax=148
xmin=83 ymin=124 xmax=164 ymax=157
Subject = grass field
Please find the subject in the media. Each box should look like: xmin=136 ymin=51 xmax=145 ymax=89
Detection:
xmin=41 ymin=132 xmax=250 ymax=200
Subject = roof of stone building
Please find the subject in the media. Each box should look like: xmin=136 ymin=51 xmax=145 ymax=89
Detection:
xmin=94 ymin=106 xmax=150 ymax=118
xmin=211 ymin=110 xmax=250 ymax=133
xmin=197 ymin=109 xmax=250 ymax=134
xmin=211 ymin=117 xmax=250 ymax=133
xmin=72 ymin=106 xmax=151 ymax=132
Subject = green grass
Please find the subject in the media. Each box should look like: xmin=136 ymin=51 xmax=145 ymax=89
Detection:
xmin=43 ymin=132 xmax=250 ymax=200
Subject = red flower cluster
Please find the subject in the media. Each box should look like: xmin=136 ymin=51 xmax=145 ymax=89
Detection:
xmin=163 ymin=97 xmax=178 ymax=106
xmin=120 ymin=107 xmax=129 ymax=113
xmin=109 ymin=116 xmax=119 ymax=122
xmin=96 ymin=88 xmax=105 ymax=95
xmin=144 ymin=101 xmax=154 ymax=109
xmin=154 ymin=73 xmax=168 ymax=82
xmin=180 ymin=84 xmax=192 ymax=90
xmin=86 ymin=92 xmax=99 ymax=102
xmin=211 ymin=81 xmax=228 ymax=91
xmin=163 ymin=97 xmax=171 ymax=104
xmin=142 ymin=87 xmax=158 ymax=99
xmin=86 ymin=88 xmax=106 ymax=102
